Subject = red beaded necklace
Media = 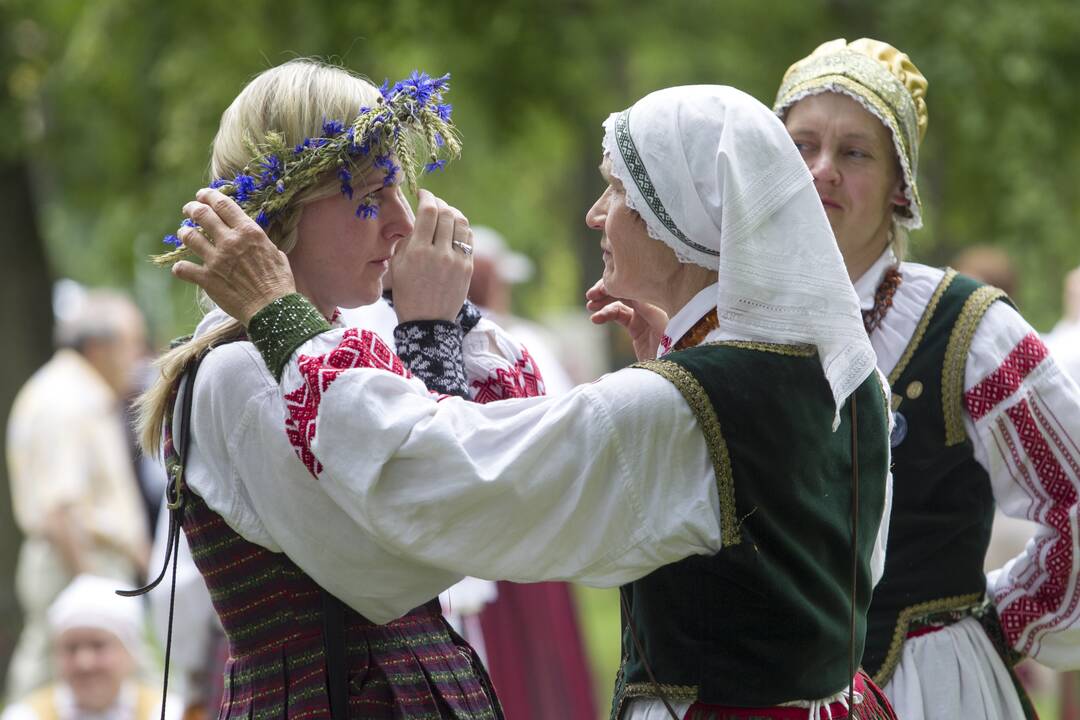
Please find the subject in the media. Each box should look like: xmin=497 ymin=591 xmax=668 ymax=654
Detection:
xmin=862 ymin=267 xmax=903 ymax=334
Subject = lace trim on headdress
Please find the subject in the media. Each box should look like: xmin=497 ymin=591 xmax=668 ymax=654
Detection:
xmin=602 ymin=112 xmax=720 ymax=270
xmin=778 ymin=82 xmax=922 ymax=230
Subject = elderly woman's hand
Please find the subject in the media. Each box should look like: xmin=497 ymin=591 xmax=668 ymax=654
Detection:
xmin=172 ymin=188 xmax=296 ymax=325
xmin=586 ymin=279 xmax=669 ymax=361
xmin=391 ymin=190 xmax=473 ymax=323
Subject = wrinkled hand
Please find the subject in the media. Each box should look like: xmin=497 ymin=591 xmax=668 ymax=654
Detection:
xmin=585 ymin=279 xmax=669 ymax=361
xmin=171 ymin=188 xmax=296 ymax=325
xmin=391 ymin=189 xmax=473 ymax=323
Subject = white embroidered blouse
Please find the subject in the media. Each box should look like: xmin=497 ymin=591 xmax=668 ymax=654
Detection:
xmin=855 ymin=249 xmax=1080 ymax=668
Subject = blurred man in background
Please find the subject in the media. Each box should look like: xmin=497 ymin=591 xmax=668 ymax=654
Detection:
xmin=5 ymin=288 xmax=150 ymax=700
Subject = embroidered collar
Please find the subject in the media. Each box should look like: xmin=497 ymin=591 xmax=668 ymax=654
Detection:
xmin=659 ymin=282 xmax=719 ymax=356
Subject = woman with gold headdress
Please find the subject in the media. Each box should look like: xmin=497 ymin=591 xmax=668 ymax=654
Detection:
xmin=773 ymin=38 xmax=1080 ymax=719
xmin=170 ymin=83 xmax=898 ymax=719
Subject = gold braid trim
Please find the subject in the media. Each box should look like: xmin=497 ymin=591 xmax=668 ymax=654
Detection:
xmin=611 ymin=675 xmax=699 ymax=720
xmin=633 ymin=359 xmax=740 ymax=548
xmin=942 ymin=283 xmax=1007 ymax=446
xmin=872 ymin=592 xmax=984 ymax=686
xmin=888 ymin=269 xmax=958 ymax=386
xmin=623 ymin=681 xmax=699 ymax=700
xmin=704 ymin=340 xmax=816 ymax=357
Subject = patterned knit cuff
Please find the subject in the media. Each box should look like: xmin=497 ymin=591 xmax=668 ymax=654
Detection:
xmin=457 ymin=299 xmax=482 ymax=334
xmin=247 ymin=293 xmax=331 ymax=382
xmin=394 ymin=320 xmax=468 ymax=397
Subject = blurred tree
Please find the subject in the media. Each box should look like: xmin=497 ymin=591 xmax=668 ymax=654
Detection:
xmin=0 ymin=4 xmax=56 ymax=682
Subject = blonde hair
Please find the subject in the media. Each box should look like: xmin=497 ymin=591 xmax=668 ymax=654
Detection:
xmin=136 ymin=59 xmax=382 ymax=456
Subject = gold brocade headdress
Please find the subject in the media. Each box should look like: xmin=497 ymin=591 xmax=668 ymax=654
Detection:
xmin=774 ymin=38 xmax=928 ymax=229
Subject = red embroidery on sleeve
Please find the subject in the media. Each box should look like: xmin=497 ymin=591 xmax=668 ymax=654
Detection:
xmin=965 ymin=333 xmax=1050 ymax=421
xmin=283 ymin=329 xmax=411 ymax=477
xmin=469 ymin=347 xmax=546 ymax=403
xmin=994 ymin=398 xmax=1079 ymax=652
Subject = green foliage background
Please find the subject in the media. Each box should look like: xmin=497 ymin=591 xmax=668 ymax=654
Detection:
xmin=6 ymin=0 xmax=1079 ymax=337
xmin=2 ymin=0 xmax=1079 ymax=711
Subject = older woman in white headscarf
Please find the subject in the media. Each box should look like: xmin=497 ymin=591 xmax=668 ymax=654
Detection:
xmin=172 ymin=85 xmax=896 ymax=719
xmin=0 ymin=575 xmax=181 ymax=720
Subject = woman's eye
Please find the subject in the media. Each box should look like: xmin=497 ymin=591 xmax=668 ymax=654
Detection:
xmin=846 ymin=148 xmax=869 ymax=159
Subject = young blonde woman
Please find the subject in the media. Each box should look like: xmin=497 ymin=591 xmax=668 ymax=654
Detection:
xmin=170 ymin=84 xmax=898 ymax=720
xmin=774 ymin=38 xmax=1080 ymax=719
xmin=134 ymin=59 xmax=556 ymax=720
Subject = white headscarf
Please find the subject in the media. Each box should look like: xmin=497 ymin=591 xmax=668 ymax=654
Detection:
xmin=601 ymin=85 xmax=875 ymax=425
xmin=48 ymin=574 xmax=146 ymax=664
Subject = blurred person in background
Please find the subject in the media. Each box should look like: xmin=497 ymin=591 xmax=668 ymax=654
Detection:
xmin=775 ymin=38 xmax=1080 ymax=719
xmin=951 ymin=245 xmax=1019 ymax=299
xmin=468 ymin=226 xmax=574 ymax=395
xmin=6 ymin=288 xmax=150 ymax=701
xmin=1046 ymin=267 xmax=1080 ymax=384
xmin=450 ymin=225 xmax=595 ymax=720
xmin=1 ymin=574 xmax=178 ymax=720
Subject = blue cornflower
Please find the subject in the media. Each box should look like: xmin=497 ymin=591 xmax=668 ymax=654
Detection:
xmin=233 ymin=174 xmax=257 ymax=202
xmin=430 ymin=72 xmax=450 ymax=92
xmin=374 ymin=153 xmax=394 ymax=170
xmin=209 ymin=178 xmax=229 ymax=189
xmin=382 ymin=162 xmax=399 ymax=187
xmin=434 ymin=132 xmax=445 ymax=148
xmin=259 ymin=155 xmax=282 ymax=188
xmin=255 ymin=210 xmax=270 ymax=228
xmin=356 ymin=199 xmax=378 ymax=219
xmin=322 ymin=118 xmax=346 ymax=137
xmin=379 ymin=79 xmax=395 ymax=101
xmin=424 ymin=159 xmax=447 ymax=173
xmin=181 ymin=218 xmax=197 ymax=228
xmin=398 ymin=70 xmax=436 ymax=105
xmin=276 ymin=179 xmax=285 ymax=193
xmin=339 ymin=167 xmax=353 ymax=199
xmin=436 ymin=103 xmax=452 ymax=122
xmin=293 ymin=142 xmax=307 ymax=155
xmin=163 ymin=234 xmax=182 ymax=248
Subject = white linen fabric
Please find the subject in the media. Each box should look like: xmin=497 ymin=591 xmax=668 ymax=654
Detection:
xmin=857 ymin=249 xmax=1080 ymax=716
xmin=273 ymin=315 xmax=892 ymax=718
xmin=602 ymin=85 xmax=875 ymax=426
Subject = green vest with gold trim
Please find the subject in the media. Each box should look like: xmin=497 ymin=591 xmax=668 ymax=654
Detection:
xmin=609 ymin=342 xmax=890 ymax=717
xmin=862 ymin=269 xmax=1011 ymax=685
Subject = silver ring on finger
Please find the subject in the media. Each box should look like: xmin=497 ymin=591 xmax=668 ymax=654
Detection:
xmin=452 ymin=240 xmax=473 ymax=256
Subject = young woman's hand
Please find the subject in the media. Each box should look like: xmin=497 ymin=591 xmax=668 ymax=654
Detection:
xmin=585 ymin=279 xmax=669 ymax=361
xmin=171 ymin=188 xmax=295 ymax=325
xmin=392 ymin=190 xmax=474 ymax=323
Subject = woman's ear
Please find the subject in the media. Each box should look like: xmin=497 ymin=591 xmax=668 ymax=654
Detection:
xmin=891 ymin=177 xmax=910 ymax=207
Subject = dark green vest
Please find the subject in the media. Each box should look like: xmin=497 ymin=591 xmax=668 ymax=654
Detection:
xmin=610 ymin=342 xmax=890 ymax=717
xmin=863 ymin=269 xmax=1010 ymax=684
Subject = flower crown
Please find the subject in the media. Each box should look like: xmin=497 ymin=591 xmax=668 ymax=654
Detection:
xmin=155 ymin=70 xmax=460 ymax=266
